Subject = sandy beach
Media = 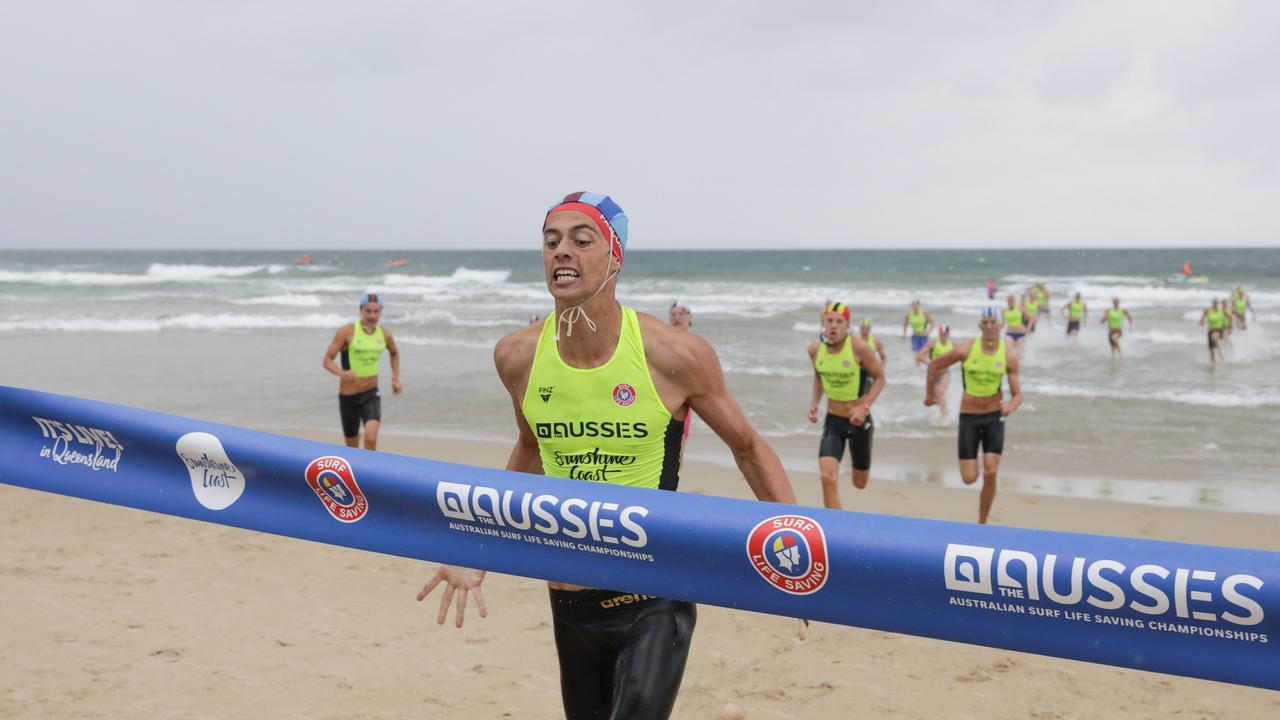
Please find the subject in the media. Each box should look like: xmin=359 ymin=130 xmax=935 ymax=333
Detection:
xmin=2 ymin=430 xmax=1277 ymax=719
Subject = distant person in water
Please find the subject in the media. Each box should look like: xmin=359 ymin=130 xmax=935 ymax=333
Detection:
xmin=1230 ymin=287 xmax=1256 ymax=331
xmin=1199 ymin=299 xmax=1228 ymax=365
xmin=322 ymin=293 xmax=403 ymax=450
xmin=915 ymin=324 xmax=954 ymax=423
xmin=986 ymin=278 xmax=997 ymax=300
xmin=1003 ymin=294 xmax=1029 ymax=355
xmin=1060 ymin=292 xmax=1087 ymax=338
xmin=858 ymin=318 xmax=888 ymax=367
xmin=925 ymin=308 xmax=1023 ymax=524
xmin=1100 ymin=297 xmax=1134 ymax=359
xmin=902 ymin=300 xmax=935 ymax=355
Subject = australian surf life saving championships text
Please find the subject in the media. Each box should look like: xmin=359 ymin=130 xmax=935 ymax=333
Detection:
xmin=945 ymin=543 xmax=1269 ymax=645
xmin=437 ymin=480 xmax=656 ymax=562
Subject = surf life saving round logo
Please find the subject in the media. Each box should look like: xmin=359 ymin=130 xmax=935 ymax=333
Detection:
xmin=304 ymin=456 xmax=369 ymax=523
xmin=612 ymin=383 xmax=637 ymax=407
xmin=746 ymin=515 xmax=829 ymax=595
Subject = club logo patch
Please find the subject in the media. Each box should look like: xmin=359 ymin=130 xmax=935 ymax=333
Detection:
xmin=746 ymin=515 xmax=829 ymax=595
xmin=539 ymin=386 xmax=554 ymax=402
xmin=612 ymin=383 xmax=636 ymax=407
xmin=305 ymin=455 xmax=369 ymax=523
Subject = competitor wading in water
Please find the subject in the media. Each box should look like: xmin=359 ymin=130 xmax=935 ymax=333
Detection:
xmin=808 ymin=303 xmax=886 ymax=509
xmin=1199 ymin=299 xmax=1229 ymax=365
xmin=1060 ymin=292 xmax=1087 ymax=338
xmin=321 ymin=293 xmax=402 ymax=450
xmin=416 ymin=192 xmax=798 ymax=720
xmin=1100 ymin=298 xmax=1134 ymax=359
xmin=903 ymin=300 xmax=935 ymax=357
xmin=924 ymin=308 xmax=1023 ymax=524
xmin=858 ymin=318 xmax=888 ymax=366
xmin=1003 ymin=293 xmax=1029 ymax=356
xmin=914 ymin=324 xmax=954 ymax=424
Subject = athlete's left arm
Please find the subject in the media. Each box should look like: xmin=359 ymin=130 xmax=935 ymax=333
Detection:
xmin=662 ymin=333 xmax=797 ymax=504
xmin=1003 ymin=353 xmax=1023 ymax=416
xmin=1125 ymin=310 xmax=1134 ymax=329
xmin=384 ymin=329 xmax=403 ymax=394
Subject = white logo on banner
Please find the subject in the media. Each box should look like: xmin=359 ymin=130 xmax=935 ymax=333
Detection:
xmin=32 ymin=416 xmax=124 ymax=472
xmin=176 ymin=432 xmax=245 ymax=511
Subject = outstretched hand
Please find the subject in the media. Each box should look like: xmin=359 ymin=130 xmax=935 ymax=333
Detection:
xmin=416 ymin=565 xmax=488 ymax=628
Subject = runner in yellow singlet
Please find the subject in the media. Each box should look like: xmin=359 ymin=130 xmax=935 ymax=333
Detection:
xmin=1231 ymin=286 xmax=1256 ymax=330
xmin=1003 ymin=294 xmax=1029 ymax=355
xmin=1199 ymin=298 xmax=1228 ymax=365
xmin=1060 ymin=292 xmax=1087 ymax=338
xmin=808 ymin=302 xmax=886 ymax=508
xmin=915 ymin=324 xmax=954 ymax=423
xmin=321 ymin=292 xmax=402 ymax=450
xmin=1022 ymin=291 xmax=1042 ymax=334
xmin=858 ymin=317 xmax=888 ymax=367
xmin=924 ymin=308 xmax=1023 ymax=524
xmin=903 ymin=300 xmax=936 ymax=357
xmin=416 ymin=192 xmax=799 ymax=720
xmin=1099 ymin=297 xmax=1134 ymax=359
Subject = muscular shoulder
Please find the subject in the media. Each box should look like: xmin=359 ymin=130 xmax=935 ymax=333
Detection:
xmin=637 ymin=312 xmax=714 ymax=383
xmin=494 ymin=323 xmax=542 ymax=387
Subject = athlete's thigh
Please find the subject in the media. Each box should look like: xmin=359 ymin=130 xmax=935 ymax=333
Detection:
xmin=818 ymin=416 xmax=848 ymax=461
xmin=982 ymin=452 xmax=1002 ymax=475
xmin=849 ymin=417 xmax=873 ymax=472
xmin=610 ymin=601 xmax=697 ymax=720
xmin=552 ymin=615 xmax=615 ymax=718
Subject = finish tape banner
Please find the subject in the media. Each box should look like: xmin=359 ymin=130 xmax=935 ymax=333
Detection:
xmin=1 ymin=385 xmax=1276 ymax=690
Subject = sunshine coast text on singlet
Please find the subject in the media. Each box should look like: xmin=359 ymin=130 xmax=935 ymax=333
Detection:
xmin=962 ymin=340 xmax=1007 ymax=398
xmin=814 ymin=337 xmax=862 ymax=402
xmin=521 ymin=307 xmax=680 ymax=490
xmin=343 ymin=323 xmax=386 ymax=377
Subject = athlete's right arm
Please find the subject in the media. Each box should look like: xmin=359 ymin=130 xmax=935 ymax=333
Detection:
xmin=914 ymin=340 xmax=934 ymax=365
xmin=322 ymin=326 xmax=357 ymax=381
xmin=806 ymin=341 xmax=822 ymax=423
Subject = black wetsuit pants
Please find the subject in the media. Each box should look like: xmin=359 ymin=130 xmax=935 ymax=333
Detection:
xmin=549 ymin=588 xmax=697 ymax=720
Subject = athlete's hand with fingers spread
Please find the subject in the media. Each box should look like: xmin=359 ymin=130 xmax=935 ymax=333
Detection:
xmin=806 ymin=403 xmax=818 ymax=423
xmin=416 ymin=565 xmax=488 ymax=628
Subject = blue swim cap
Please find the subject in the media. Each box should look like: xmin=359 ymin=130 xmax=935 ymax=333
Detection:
xmin=360 ymin=292 xmax=383 ymax=308
xmin=982 ymin=307 xmax=999 ymax=320
xmin=547 ymin=191 xmax=629 ymax=263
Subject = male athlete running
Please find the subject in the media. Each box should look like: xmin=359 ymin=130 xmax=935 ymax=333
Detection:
xmin=321 ymin=293 xmax=402 ymax=450
xmin=808 ymin=302 xmax=886 ymax=508
xmin=925 ymin=308 xmax=1023 ymax=524
xmin=416 ymin=192 xmax=798 ymax=720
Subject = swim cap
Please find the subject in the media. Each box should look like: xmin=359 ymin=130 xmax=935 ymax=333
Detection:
xmin=982 ymin=307 xmax=999 ymax=320
xmin=939 ymin=324 xmax=950 ymax=334
xmin=360 ymin=292 xmax=383 ymax=308
xmin=860 ymin=317 xmax=872 ymax=328
xmin=547 ymin=191 xmax=628 ymax=264
xmin=670 ymin=300 xmax=691 ymax=313
xmin=824 ymin=302 xmax=852 ymax=322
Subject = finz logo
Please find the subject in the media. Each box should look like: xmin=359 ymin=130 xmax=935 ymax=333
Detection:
xmin=33 ymin=416 xmax=123 ymax=472
xmin=176 ymin=432 xmax=245 ymax=511
xmin=747 ymin=515 xmax=829 ymax=595
xmin=539 ymin=386 xmax=555 ymax=402
xmin=305 ymin=456 xmax=369 ymax=523
xmin=943 ymin=543 xmax=1265 ymax=627
xmin=612 ymin=383 xmax=636 ymax=407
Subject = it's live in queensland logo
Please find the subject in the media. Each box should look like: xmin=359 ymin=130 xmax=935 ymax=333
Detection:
xmin=746 ymin=515 xmax=830 ymax=595
xmin=305 ymin=456 xmax=369 ymax=523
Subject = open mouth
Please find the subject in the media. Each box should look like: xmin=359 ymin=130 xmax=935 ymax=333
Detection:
xmin=552 ymin=268 xmax=580 ymax=284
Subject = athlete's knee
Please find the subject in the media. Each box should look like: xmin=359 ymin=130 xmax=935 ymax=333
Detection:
xmin=819 ymin=467 xmax=840 ymax=487
xmin=960 ymin=466 xmax=979 ymax=484
xmin=851 ymin=469 xmax=869 ymax=489
xmin=983 ymin=468 xmax=998 ymax=484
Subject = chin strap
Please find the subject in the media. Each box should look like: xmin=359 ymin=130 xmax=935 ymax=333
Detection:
xmin=555 ymin=255 xmax=619 ymax=342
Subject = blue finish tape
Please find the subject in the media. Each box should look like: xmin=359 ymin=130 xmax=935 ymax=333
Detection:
xmin=1 ymin=385 xmax=1276 ymax=689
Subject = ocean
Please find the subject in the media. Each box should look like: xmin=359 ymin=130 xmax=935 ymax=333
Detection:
xmin=3 ymin=248 xmax=1277 ymax=513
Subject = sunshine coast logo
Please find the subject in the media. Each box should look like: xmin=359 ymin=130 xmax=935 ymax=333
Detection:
xmin=176 ymin=432 xmax=246 ymax=511
xmin=32 ymin=416 xmax=124 ymax=473
xmin=305 ymin=456 xmax=369 ymax=523
xmin=612 ymin=383 xmax=636 ymax=407
xmin=746 ymin=515 xmax=830 ymax=595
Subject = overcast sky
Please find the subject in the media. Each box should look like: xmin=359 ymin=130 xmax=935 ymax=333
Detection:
xmin=2 ymin=1 xmax=1277 ymax=250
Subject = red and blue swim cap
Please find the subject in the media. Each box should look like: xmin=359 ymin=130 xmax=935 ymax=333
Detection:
xmin=547 ymin=191 xmax=629 ymax=264
xmin=360 ymin=292 xmax=382 ymax=308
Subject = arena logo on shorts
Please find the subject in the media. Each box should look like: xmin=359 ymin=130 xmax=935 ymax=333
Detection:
xmin=305 ymin=455 xmax=369 ymax=523
xmin=176 ymin=432 xmax=245 ymax=510
xmin=33 ymin=416 xmax=124 ymax=473
xmin=944 ymin=543 xmax=1265 ymax=628
xmin=746 ymin=514 xmax=830 ymax=595
xmin=612 ymin=383 xmax=636 ymax=407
